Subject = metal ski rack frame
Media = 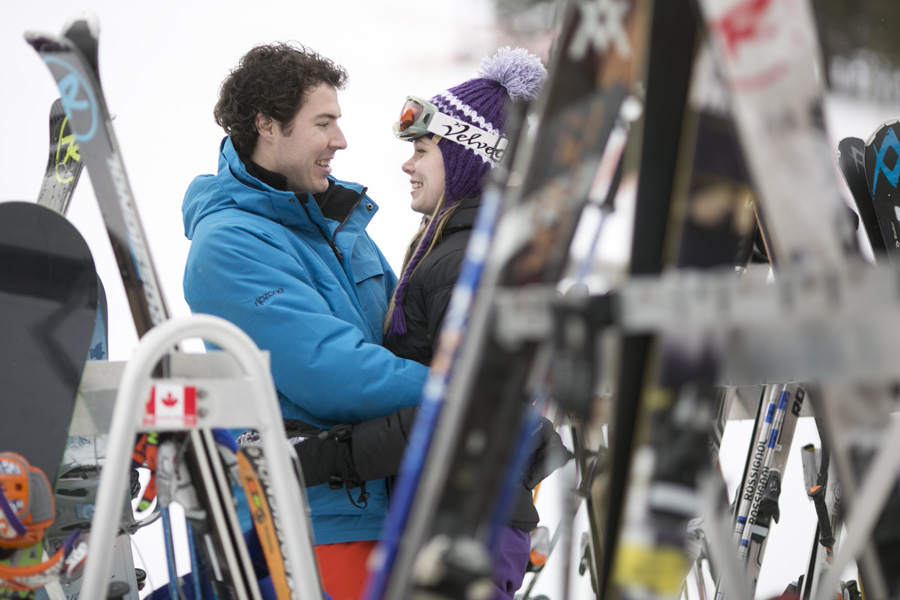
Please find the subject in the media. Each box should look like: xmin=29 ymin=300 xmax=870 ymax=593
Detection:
xmin=75 ymin=314 xmax=323 ymax=600
xmin=494 ymin=265 xmax=900 ymax=386
xmin=496 ymin=262 xmax=900 ymax=598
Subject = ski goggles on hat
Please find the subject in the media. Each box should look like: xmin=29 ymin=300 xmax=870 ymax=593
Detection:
xmin=393 ymin=96 xmax=508 ymax=163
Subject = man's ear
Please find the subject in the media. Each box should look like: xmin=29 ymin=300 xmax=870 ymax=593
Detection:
xmin=256 ymin=113 xmax=275 ymax=139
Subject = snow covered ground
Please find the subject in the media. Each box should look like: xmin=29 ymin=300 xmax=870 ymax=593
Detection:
xmin=2 ymin=1 xmax=899 ymax=598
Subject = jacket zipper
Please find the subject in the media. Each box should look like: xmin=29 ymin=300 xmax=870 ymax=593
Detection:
xmin=299 ymin=187 xmax=367 ymax=264
xmin=331 ymin=187 xmax=367 ymax=248
xmin=298 ymin=198 xmax=344 ymax=263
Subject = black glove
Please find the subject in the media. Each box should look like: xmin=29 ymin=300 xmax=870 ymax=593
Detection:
xmin=293 ymin=424 xmax=369 ymax=508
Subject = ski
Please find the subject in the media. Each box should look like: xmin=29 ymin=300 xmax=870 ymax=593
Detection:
xmin=603 ymin=7 xmax=768 ymax=598
xmin=36 ymin=98 xmax=85 ymax=216
xmin=689 ymin=1 xmax=866 ymax=597
xmin=740 ymin=384 xmax=805 ymax=597
xmin=237 ymin=445 xmax=298 ymax=600
xmin=864 ymin=120 xmax=900 ymax=262
xmin=836 ymin=137 xmax=889 ymax=260
xmin=520 ymin=108 xmax=633 ymax=600
xmin=34 ymin=95 xmax=108 ymax=369
xmin=26 ymin=16 xmax=166 ymax=336
xmin=367 ymin=0 xmax=650 ymax=598
xmin=696 ymin=0 xmax=857 ymax=269
xmin=599 ymin=0 xmax=701 ymax=591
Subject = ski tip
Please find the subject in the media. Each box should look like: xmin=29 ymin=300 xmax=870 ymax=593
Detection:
xmin=23 ymin=31 xmax=68 ymax=53
xmin=49 ymin=97 xmax=65 ymax=119
xmin=836 ymin=137 xmax=864 ymax=158
xmin=61 ymin=11 xmax=101 ymax=78
xmin=864 ymin=118 xmax=900 ymax=147
xmin=62 ymin=11 xmax=100 ymax=42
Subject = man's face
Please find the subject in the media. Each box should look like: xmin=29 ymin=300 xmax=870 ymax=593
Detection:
xmin=271 ymin=84 xmax=347 ymax=194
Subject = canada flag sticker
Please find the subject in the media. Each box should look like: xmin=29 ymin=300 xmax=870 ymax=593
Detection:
xmin=143 ymin=384 xmax=198 ymax=428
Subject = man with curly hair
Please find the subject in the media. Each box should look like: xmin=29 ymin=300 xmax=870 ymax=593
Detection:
xmin=181 ymin=42 xmax=428 ymax=599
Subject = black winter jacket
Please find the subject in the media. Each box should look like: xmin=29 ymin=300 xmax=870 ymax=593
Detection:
xmin=385 ymin=197 xmax=540 ymax=530
xmin=382 ymin=195 xmax=481 ymax=362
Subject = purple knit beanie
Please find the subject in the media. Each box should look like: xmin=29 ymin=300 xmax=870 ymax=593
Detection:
xmin=432 ymin=46 xmax=547 ymax=204
xmin=386 ymin=47 xmax=546 ymax=338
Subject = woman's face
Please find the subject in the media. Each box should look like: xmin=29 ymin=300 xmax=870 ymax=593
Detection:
xmin=401 ymin=135 xmax=445 ymax=215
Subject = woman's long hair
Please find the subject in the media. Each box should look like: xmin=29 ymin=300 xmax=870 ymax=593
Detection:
xmin=384 ymin=194 xmax=461 ymax=337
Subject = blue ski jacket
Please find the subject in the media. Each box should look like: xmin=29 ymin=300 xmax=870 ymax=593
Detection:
xmin=182 ymin=137 xmax=428 ymax=545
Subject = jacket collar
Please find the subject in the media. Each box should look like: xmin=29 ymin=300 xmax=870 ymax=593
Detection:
xmin=216 ymin=137 xmax=376 ymax=234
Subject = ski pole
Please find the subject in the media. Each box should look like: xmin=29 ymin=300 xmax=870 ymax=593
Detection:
xmin=732 ymin=385 xmax=782 ymax=544
xmin=713 ymin=384 xmax=784 ymax=600
xmin=736 ymin=385 xmax=790 ymax=563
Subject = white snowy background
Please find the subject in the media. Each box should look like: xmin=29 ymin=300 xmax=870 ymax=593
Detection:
xmin=1 ymin=1 xmax=897 ymax=598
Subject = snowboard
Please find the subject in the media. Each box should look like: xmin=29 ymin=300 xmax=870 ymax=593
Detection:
xmin=0 ymin=201 xmax=97 ymax=487
xmin=0 ymin=201 xmax=97 ymax=600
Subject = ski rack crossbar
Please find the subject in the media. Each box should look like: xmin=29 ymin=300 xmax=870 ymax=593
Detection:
xmin=78 ymin=314 xmax=323 ymax=600
xmin=496 ymin=265 xmax=900 ymax=385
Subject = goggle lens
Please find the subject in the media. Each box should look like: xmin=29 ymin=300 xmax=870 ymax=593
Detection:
xmin=398 ymin=99 xmax=425 ymax=133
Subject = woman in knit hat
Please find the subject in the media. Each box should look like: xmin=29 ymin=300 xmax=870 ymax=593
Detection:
xmin=384 ymin=45 xmax=546 ymax=342
xmin=383 ymin=46 xmax=549 ymax=600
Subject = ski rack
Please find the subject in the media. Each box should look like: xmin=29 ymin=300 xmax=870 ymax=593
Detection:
xmin=74 ymin=314 xmax=323 ymax=600
xmin=497 ymin=262 xmax=900 ymax=598
xmin=497 ymin=264 xmax=900 ymax=386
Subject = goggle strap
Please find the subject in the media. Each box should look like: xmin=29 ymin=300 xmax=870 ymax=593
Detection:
xmin=425 ymin=112 xmax=508 ymax=163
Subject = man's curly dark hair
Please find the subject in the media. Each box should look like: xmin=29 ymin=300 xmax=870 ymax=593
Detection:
xmin=214 ymin=42 xmax=348 ymax=157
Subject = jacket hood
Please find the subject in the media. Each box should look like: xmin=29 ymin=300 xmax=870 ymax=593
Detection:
xmin=184 ymin=138 xmax=251 ymax=240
